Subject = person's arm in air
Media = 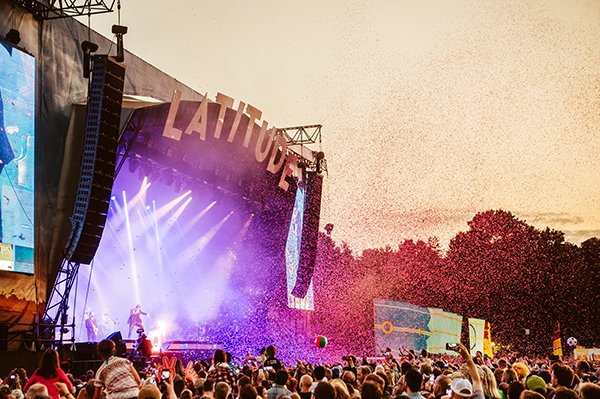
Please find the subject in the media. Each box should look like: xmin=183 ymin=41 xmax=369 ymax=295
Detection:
xmin=130 ymin=364 xmax=142 ymax=387
xmin=54 ymin=382 xmax=75 ymax=399
xmin=57 ymin=368 xmax=75 ymax=393
xmin=457 ymin=343 xmax=482 ymax=393
xmin=163 ymin=377 xmax=177 ymax=399
xmin=22 ymin=371 xmax=37 ymax=393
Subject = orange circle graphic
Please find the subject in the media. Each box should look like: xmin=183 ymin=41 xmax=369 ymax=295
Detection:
xmin=381 ymin=321 xmax=394 ymax=335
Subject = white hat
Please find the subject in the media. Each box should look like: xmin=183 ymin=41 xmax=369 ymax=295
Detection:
xmin=450 ymin=378 xmax=473 ymax=397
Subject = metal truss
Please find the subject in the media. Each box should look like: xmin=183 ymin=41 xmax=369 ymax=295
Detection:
xmin=13 ymin=0 xmax=115 ymax=20
xmin=279 ymin=124 xmax=322 ymax=146
xmin=115 ymin=108 xmax=145 ymax=177
xmin=41 ymin=259 xmax=80 ymax=344
xmin=279 ymin=124 xmax=327 ymax=174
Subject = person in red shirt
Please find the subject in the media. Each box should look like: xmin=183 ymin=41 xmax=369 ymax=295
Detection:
xmin=23 ymin=349 xmax=74 ymax=399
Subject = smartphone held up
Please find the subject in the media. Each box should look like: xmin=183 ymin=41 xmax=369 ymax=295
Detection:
xmin=446 ymin=343 xmax=460 ymax=352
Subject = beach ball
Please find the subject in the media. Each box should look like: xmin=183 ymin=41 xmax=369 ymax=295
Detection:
xmin=315 ymin=335 xmax=328 ymax=348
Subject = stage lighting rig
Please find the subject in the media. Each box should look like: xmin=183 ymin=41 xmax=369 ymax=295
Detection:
xmin=81 ymin=40 xmax=99 ymax=79
xmin=112 ymin=24 xmax=127 ymax=62
xmin=280 ymin=124 xmax=322 ymax=145
xmin=4 ymin=29 xmax=21 ymax=45
xmin=314 ymin=151 xmax=326 ymax=174
xmin=12 ymin=0 xmax=116 ymax=20
xmin=279 ymin=124 xmax=327 ymax=174
xmin=128 ymin=157 xmax=139 ymax=173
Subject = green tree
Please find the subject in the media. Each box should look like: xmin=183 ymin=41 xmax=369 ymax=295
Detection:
xmin=445 ymin=210 xmax=554 ymax=353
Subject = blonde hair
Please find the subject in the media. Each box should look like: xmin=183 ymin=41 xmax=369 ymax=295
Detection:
xmin=331 ymin=379 xmax=351 ymax=399
xmin=481 ymin=366 xmax=501 ymax=399
xmin=385 ymin=369 xmax=396 ymax=386
xmin=512 ymin=363 xmax=530 ymax=382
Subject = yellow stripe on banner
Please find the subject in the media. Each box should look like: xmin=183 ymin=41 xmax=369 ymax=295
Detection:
xmin=375 ymin=303 xmax=431 ymax=315
xmin=553 ymin=339 xmax=563 ymax=356
xmin=395 ymin=327 xmax=431 ymax=335
xmin=374 ymin=324 xmax=461 ymax=338
xmin=376 ymin=304 xmax=463 ymax=323
xmin=374 ymin=324 xmax=431 ymax=335
xmin=429 ymin=330 xmax=461 ymax=338
xmin=429 ymin=310 xmax=463 ymax=323
xmin=553 ymin=339 xmax=562 ymax=349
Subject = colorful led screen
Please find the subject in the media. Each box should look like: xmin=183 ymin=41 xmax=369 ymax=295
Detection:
xmin=0 ymin=42 xmax=35 ymax=274
xmin=285 ymin=183 xmax=314 ymax=310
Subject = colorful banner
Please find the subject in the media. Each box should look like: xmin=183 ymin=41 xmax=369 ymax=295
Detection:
xmin=469 ymin=318 xmax=486 ymax=354
xmin=573 ymin=347 xmax=600 ymax=360
xmin=285 ymin=183 xmax=314 ymax=310
xmin=553 ymin=322 xmax=563 ymax=356
xmin=374 ymin=300 xmax=462 ymax=354
xmin=0 ymin=42 xmax=36 ymax=274
xmin=483 ymin=321 xmax=493 ymax=358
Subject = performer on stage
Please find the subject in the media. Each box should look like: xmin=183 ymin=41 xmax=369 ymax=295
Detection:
xmin=127 ymin=304 xmax=148 ymax=338
xmin=85 ymin=312 xmax=98 ymax=342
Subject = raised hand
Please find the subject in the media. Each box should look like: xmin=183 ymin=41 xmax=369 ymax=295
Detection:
xmin=185 ymin=361 xmax=199 ymax=383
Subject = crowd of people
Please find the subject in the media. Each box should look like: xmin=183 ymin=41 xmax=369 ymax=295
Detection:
xmin=1 ymin=341 xmax=599 ymax=399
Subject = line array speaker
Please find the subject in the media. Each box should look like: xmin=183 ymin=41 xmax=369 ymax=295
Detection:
xmin=291 ymin=172 xmax=324 ymax=299
xmin=65 ymin=55 xmax=126 ymax=264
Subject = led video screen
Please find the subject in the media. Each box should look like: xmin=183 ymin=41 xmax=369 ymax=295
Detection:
xmin=0 ymin=42 xmax=36 ymax=274
xmin=285 ymin=182 xmax=315 ymax=310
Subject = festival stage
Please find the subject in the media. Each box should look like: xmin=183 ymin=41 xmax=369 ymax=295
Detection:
xmin=64 ymin=100 xmax=324 ymax=357
xmin=0 ymin=0 xmax=323 ymax=360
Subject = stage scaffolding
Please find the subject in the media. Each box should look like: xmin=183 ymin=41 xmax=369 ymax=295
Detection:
xmin=12 ymin=0 xmax=115 ymax=20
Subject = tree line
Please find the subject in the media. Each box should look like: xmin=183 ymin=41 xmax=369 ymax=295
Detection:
xmin=310 ymin=210 xmax=600 ymax=356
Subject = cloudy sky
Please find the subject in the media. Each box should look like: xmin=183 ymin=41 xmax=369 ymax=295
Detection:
xmin=86 ymin=0 xmax=600 ymax=252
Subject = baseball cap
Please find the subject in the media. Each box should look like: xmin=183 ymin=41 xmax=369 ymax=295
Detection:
xmin=526 ymin=375 xmax=547 ymax=395
xmin=138 ymin=385 xmax=161 ymax=399
xmin=450 ymin=378 xmax=473 ymax=397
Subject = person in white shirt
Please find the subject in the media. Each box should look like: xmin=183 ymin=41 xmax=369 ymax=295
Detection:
xmin=93 ymin=339 xmax=141 ymax=399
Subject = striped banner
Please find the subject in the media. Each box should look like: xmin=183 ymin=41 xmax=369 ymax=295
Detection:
xmin=374 ymin=300 xmax=462 ymax=354
xmin=469 ymin=317 xmax=486 ymax=354
xmin=483 ymin=321 xmax=493 ymax=358
xmin=553 ymin=322 xmax=563 ymax=356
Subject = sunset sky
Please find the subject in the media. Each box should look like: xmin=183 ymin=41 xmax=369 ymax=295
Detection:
xmin=85 ymin=0 xmax=600 ymax=252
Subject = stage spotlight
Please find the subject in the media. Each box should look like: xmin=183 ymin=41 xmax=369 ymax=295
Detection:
xmin=173 ymin=178 xmax=183 ymax=193
xmin=162 ymin=169 xmax=174 ymax=186
xmin=5 ymin=29 xmax=21 ymax=45
xmin=80 ymin=40 xmax=99 ymax=79
xmin=297 ymin=161 xmax=307 ymax=181
xmin=81 ymin=40 xmax=98 ymax=53
xmin=138 ymin=161 xmax=151 ymax=181
xmin=247 ymin=201 xmax=263 ymax=216
xmin=128 ymin=157 xmax=139 ymax=173
xmin=149 ymin=168 xmax=161 ymax=183
xmin=112 ymin=24 xmax=128 ymax=35
xmin=111 ymin=24 xmax=128 ymax=62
